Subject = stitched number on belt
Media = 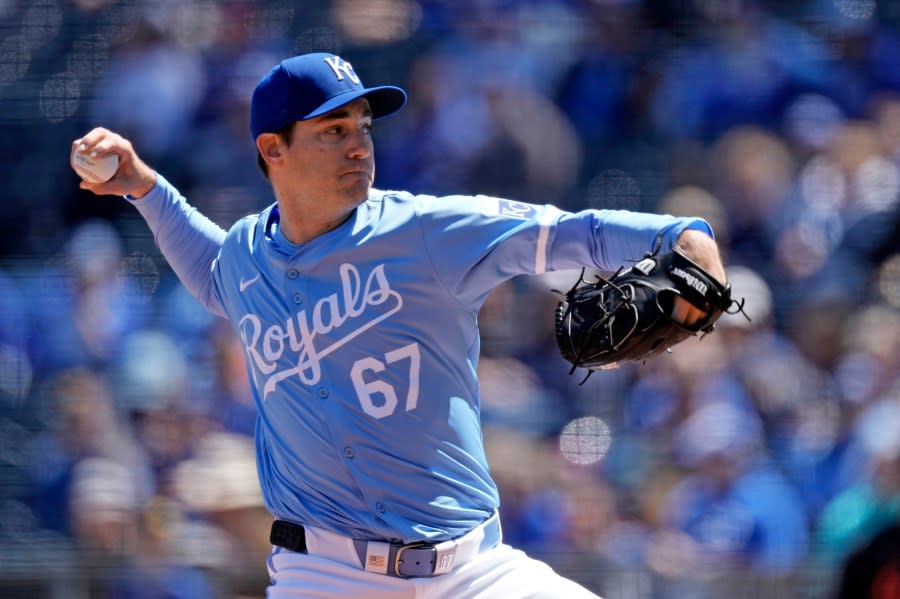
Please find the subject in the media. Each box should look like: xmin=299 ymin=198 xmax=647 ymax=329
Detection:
xmin=431 ymin=540 xmax=457 ymax=575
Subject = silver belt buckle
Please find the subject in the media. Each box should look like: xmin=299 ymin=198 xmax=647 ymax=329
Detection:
xmin=393 ymin=541 xmax=428 ymax=577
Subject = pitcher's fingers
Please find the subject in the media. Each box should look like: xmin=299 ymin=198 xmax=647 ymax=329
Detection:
xmin=81 ymin=140 xmax=115 ymax=159
xmin=79 ymin=180 xmax=103 ymax=193
xmin=72 ymin=128 xmax=111 ymax=154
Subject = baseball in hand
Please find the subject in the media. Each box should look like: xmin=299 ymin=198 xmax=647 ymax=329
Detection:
xmin=71 ymin=146 xmax=119 ymax=183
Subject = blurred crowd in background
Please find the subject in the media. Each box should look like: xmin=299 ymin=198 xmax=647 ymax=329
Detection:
xmin=1 ymin=0 xmax=900 ymax=597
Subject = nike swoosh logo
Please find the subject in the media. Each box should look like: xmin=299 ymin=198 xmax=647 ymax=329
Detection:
xmin=239 ymin=274 xmax=261 ymax=292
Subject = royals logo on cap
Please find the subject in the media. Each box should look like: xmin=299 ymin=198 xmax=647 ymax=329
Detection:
xmin=323 ymin=56 xmax=361 ymax=85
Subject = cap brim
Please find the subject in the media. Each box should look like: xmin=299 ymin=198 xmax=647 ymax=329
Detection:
xmin=304 ymin=85 xmax=407 ymax=121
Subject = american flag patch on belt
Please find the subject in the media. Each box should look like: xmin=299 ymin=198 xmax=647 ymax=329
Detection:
xmin=364 ymin=541 xmax=390 ymax=574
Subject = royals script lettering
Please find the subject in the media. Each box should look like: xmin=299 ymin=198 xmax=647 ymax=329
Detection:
xmin=239 ymin=263 xmax=403 ymax=398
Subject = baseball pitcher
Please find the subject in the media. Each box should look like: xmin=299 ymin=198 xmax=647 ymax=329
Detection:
xmin=74 ymin=53 xmax=728 ymax=598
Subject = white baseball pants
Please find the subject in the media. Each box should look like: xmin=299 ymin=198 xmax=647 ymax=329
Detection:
xmin=266 ymin=523 xmax=602 ymax=598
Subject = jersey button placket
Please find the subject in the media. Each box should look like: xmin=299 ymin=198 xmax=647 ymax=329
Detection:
xmin=286 ymin=265 xmax=303 ymax=305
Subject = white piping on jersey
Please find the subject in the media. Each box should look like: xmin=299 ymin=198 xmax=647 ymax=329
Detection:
xmin=534 ymin=208 xmax=554 ymax=275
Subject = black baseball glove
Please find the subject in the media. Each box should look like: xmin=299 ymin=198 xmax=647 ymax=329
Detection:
xmin=554 ymin=249 xmax=741 ymax=378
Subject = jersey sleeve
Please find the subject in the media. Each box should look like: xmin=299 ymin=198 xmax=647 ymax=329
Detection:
xmin=127 ymin=174 xmax=228 ymax=318
xmin=416 ymin=193 xmax=712 ymax=309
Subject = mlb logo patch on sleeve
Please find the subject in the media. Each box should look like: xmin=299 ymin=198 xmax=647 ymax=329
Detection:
xmin=477 ymin=196 xmax=537 ymax=220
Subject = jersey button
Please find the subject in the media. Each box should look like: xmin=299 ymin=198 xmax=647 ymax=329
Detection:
xmin=343 ymin=447 xmax=354 ymax=459
xmin=375 ymin=502 xmax=386 ymax=513
xmin=287 ymin=269 xmax=298 ymax=279
xmin=293 ymin=293 xmax=303 ymax=304
xmin=317 ymin=387 xmax=329 ymax=399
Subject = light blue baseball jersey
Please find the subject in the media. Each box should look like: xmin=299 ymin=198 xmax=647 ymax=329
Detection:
xmin=130 ymin=174 xmax=712 ymax=543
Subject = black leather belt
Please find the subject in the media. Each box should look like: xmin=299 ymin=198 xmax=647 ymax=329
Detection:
xmin=270 ymin=514 xmax=502 ymax=578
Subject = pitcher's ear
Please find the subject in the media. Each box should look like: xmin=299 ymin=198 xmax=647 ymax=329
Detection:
xmin=256 ymin=133 xmax=282 ymax=164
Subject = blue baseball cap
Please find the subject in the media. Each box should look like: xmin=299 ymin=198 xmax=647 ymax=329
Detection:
xmin=249 ymin=52 xmax=407 ymax=140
